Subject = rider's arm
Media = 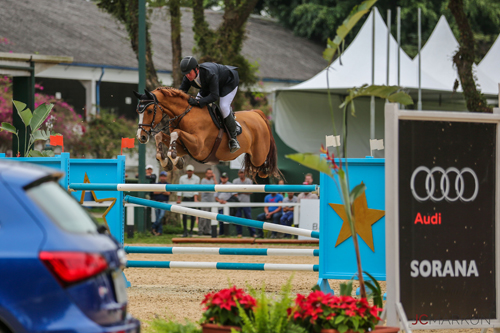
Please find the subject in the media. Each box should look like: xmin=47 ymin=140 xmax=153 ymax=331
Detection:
xmin=179 ymin=76 xmax=191 ymax=93
xmin=197 ymin=72 xmax=219 ymax=107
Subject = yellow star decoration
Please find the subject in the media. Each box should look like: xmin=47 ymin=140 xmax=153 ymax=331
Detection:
xmin=78 ymin=173 xmax=116 ymax=233
xmin=329 ymin=187 xmax=385 ymax=252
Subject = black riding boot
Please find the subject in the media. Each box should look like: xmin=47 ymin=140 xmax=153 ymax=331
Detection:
xmin=223 ymin=115 xmax=241 ymax=154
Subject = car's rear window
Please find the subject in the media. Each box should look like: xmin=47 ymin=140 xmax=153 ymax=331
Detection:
xmin=26 ymin=181 xmax=98 ymax=234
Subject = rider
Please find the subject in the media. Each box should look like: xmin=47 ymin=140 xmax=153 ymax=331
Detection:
xmin=178 ymin=56 xmax=241 ymax=154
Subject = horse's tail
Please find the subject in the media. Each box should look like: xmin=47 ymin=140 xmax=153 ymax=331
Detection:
xmin=244 ymin=110 xmax=283 ymax=180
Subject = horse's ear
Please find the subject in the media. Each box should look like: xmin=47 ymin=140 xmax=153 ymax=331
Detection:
xmin=144 ymin=89 xmax=155 ymax=100
xmin=133 ymin=91 xmax=142 ymax=99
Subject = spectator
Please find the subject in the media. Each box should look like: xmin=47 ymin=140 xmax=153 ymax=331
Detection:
xmin=136 ymin=164 xmax=157 ymax=229
xmin=278 ymin=179 xmax=288 ymax=199
xmin=232 ymin=170 xmax=255 ymax=238
xmin=215 ymin=172 xmax=235 ymax=236
xmin=199 ymin=168 xmax=216 ymax=236
xmin=297 ymin=182 xmax=319 ymax=202
xmin=136 ymin=164 xmax=157 ymax=198
xmin=151 ymin=171 xmax=170 ymax=236
xmin=304 ymin=173 xmax=314 ymax=185
xmin=256 ymin=192 xmax=283 ymax=238
xmin=177 ymin=165 xmax=200 ymax=237
xmin=280 ymin=192 xmax=297 ymax=238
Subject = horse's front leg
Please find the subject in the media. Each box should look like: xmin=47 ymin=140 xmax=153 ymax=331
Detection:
xmin=155 ymin=132 xmax=173 ymax=171
xmin=168 ymin=129 xmax=204 ymax=161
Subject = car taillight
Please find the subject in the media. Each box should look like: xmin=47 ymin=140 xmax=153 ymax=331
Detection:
xmin=39 ymin=251 xmax=108 ymax=286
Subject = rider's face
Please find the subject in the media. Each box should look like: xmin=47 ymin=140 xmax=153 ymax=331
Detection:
xmin=186 ymin=68 xmax=197 ymax=81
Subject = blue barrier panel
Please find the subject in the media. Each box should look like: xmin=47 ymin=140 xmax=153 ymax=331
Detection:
xmin=319 ymin=158 xmax=386 ymax=281
xmin=0 ymin=152 xmax=70 ymax=188
xmin=69 ymin=156 xmax=125 ymax=244
xmin=0 ymin=153 xmax=125 ymax=244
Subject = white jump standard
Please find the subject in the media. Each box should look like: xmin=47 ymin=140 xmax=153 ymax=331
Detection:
xmin=70 ymin=183 xmax=318 ymax=193
xmin=125 ymin=246 xmax=319 ymax=256
xmin=127 ymin=261 xmax=319 ymax=271
xmin=123 ymin=196 xmax=320 ymax=239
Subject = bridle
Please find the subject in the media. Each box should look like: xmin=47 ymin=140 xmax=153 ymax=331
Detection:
xmin=137 ymin=94 xmax=193 ymax=137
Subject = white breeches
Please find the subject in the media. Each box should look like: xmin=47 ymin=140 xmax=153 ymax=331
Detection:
xmin=197 ymin=86 xmax=238 ymax=119
xmin=219 ymin=87 xmax=238 ymax=118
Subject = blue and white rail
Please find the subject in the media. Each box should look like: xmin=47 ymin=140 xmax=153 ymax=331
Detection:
xmin=127 ymin=260 xmax=319 ymax=271
xmin=70 ymin=183 xmax=318 ymax=193
xmin=125 ymin=246 xmax=319 ymax=256
xmin=123 ymin=196 xmax=320 ymax=239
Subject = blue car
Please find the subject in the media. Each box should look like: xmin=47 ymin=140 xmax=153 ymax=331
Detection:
xmin=0 ymin=160 xmax=140 ymax=333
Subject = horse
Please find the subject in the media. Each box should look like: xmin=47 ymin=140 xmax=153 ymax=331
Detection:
xmin=134 ymin=87 xmax=280 ymax=179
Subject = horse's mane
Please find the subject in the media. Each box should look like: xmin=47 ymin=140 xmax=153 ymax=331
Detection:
xmin=154 ymin=87 xmax=189 ymax=100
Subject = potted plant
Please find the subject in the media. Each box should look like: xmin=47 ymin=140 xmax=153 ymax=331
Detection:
xmin=200 ymin=286 xmax=256 ymax=332
xmin=288 ymin=289 xmax=383 ymax=333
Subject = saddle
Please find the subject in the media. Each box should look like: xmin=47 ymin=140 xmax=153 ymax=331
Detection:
xmin=197 ymin=103 xmax=241 ymax=164
xmin=207 ymin=103 xmax=242 ymax=135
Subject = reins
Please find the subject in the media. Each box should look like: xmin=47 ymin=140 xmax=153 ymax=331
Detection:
xmin=137 ymin=97 xmax=192 ymax=137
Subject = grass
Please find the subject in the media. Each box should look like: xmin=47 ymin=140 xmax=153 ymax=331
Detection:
xmin=125 ymin=232 xmax=177 ymax=244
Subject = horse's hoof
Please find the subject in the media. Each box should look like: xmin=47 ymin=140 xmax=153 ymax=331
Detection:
xmin=166 ymin=158 xmax=173 ymax=171
xmin=258 ymin=170 xmax=268 ymax=178
xmin=176 ymin=157 xmax=184 ymax=169
xmin=170 ymin=150 xmax=177 ymax=159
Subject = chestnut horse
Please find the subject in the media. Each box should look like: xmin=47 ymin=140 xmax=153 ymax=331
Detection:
xmin=135 ymin=87 xmax=280 ymax=178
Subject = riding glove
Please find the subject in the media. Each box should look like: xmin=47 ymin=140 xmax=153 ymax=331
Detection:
xmin=188 ymin=96 xmax=201 ymax=107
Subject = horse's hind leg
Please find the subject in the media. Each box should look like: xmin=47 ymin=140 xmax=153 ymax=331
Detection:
xmin=155 ymin=132 xmax=173 ymax=171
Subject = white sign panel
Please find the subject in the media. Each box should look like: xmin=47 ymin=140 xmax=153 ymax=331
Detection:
xmin=298 ymin=199 xmax=320 ymax=240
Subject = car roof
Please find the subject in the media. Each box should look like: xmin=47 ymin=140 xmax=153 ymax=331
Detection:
xmin=0 ymin=159 xmax=63 ymax=188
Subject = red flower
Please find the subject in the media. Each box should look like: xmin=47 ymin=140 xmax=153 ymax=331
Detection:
xmin=200 ymin=286 xmax=256 ymax=327
xmin=288 ymin=292 xmax=381 ymax=333
xmin=321 ymin=145 xmax=339 ymax=171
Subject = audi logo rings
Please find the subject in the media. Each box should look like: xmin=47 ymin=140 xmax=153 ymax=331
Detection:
xmin=410 ymin=166 xmax=479 ymax=202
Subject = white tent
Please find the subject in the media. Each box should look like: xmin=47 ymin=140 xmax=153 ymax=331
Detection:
xmin=289 ymin=8 xmax=447 ymax=92
xmin=413 ymin=16 xmax=460 ymax=91
xmin=417 ymin=16 xmax=498 ymax=96
xmin=274 ymin=9 xmax=499 ymax=157
xmin=275 ymin=8 xmax=451 ymax=157
xmin=477 ymin=34 xmax=500 ymax=96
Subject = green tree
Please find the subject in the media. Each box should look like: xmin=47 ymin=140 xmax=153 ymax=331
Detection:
xmin=192 ymin=0 xmax=260 ymax=108
xmin=95 ymin=0 xmax=161 ymax=90
xmin=148 ymin=0 xmax=185 ymax=87
xmin=449 ymin=0 xmax=491 ymax=112
xmin=75 ymin=111 xmax=138 ymax=158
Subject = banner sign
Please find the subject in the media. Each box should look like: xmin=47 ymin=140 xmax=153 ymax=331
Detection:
xmin=385 ymin=105 xmax=500 ymax=330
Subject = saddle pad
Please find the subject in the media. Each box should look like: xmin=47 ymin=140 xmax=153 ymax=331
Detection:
xmin=235 ymin=121 xmax=242 ymax=136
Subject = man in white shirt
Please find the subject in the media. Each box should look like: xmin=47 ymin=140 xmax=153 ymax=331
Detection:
xmin=176 ymin=165 xmax=200 ymax=237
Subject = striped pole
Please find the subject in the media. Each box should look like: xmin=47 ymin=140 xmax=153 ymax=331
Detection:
xmin=125 ymin=246 xmax=319 ymax=256
xmin=127 ymin=260 xmax=318 ymax=271
xmin=124 ymin=196 xmax=320 ymax=239
xmin=69 ymin=183 xmax=318 ymax=193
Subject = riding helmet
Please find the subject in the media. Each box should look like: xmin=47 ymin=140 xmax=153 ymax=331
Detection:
xmin=180 ymin=56 xmax=198 ymax=75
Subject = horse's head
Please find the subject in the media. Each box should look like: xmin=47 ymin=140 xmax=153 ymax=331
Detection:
xmin=134 ymin=89 xmax=164 ymax=143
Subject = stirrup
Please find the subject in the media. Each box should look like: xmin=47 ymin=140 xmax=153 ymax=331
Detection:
xmin=229 ymin=139 xmax=240 ymax=153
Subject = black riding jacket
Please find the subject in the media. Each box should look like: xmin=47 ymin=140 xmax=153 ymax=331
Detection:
xmin=179 ymin=62 xmax=239 ymax=107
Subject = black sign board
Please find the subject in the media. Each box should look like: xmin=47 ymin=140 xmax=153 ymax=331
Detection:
xmin=398 ymin=119 xmax=496 ymax=324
